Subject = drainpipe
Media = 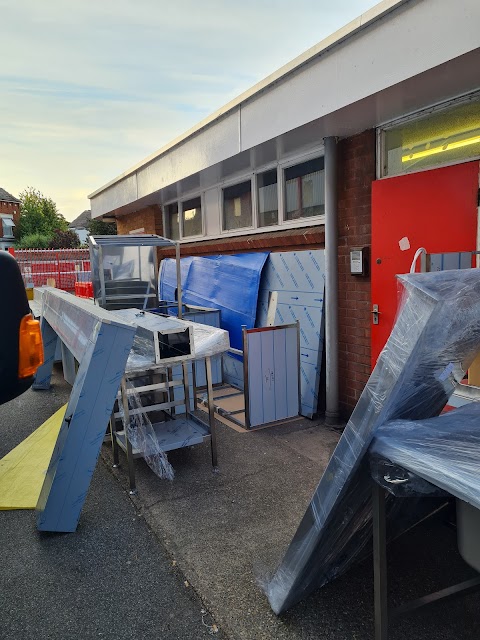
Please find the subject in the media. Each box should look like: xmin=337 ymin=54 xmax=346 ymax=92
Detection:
xmin=324 ymin=136 xmax=340 ymax=425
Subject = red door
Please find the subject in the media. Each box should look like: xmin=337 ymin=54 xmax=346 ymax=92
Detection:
xmin=371 ymin=161 xmax=479 ymax=367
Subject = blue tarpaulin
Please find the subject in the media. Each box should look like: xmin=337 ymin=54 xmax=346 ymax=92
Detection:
xmin=159 ymin=253 xmax=268 ymax=350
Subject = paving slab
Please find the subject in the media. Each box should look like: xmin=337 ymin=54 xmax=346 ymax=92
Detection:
xmin=104 ymin=410 xmax=480 ymax=640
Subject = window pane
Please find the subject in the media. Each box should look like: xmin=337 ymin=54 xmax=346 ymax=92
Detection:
xmin=2 ymin=217 xmax=15 ymax=238
xmin=166 ymin=203 xmax=179 ymax=240
xmin=223 ymin=181 xmax=252 ymax=230
xmin=384 ymin=99 xmax=480 ymax=176
xmin=257 ymin=170 xmax=278 ymax=227
xmin=182 ymin=197 xmax=202 ymax=237
xmin=285 ymin=157 xmax=324 ymax=220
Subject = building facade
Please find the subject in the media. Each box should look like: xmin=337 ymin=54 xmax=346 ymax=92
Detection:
xmin=0 ymin=188 xmax=20 ymax=251
xmin=89 ymin=0 xmax=480 ymax=417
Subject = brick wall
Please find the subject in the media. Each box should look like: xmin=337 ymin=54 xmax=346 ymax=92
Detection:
xmin=0 ymin=201 xmax=20 ymax=239
xmin=158 ymin=226 xmax=324 ymax=258
xmin=337 ymin=129 xmax=376 ymax=415
xmin=116 ymin=204 xmax=163 ymax=236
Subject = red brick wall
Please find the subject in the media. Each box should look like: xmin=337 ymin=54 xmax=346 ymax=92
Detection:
xmin=337 ymin=129 xmax=375 ymax=415
xmin=116 ymin=204 xmax=163 ymax=236
xmin=0 ymin=201 xmax=20 ymax=239
xmin=158 ymin=227 xmax=324 ymax=258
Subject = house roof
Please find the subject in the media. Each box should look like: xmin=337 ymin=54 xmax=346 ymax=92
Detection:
xmin=0 ymin=188 xmax=20 ymax=204
xmin=68 ymin=209 xmax=91 ymax=229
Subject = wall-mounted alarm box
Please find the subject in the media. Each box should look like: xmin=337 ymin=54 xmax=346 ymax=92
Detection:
xmin=350 ymin=247 xmax=369 ymax=276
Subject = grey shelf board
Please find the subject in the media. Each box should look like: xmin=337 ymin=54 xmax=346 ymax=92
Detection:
xmin=114 ymin=416 xmax=210 ymax=456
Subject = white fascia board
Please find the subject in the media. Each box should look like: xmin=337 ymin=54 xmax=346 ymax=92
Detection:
xmin=89 ymin=0 xmax=408 ymax=210
xmin=90 ymin=0 xmax=480 ymax=218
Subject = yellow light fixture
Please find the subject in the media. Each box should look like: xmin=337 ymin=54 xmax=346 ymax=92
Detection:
xmin=402 ymin=134 xmax=480 ymax=163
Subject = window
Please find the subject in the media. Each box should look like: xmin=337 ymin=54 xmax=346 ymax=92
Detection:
xmin=2 ymin=217 xmax=15 ymax=238
xmin=257 ymin=170 xmax=278 ymax=227
xmin=383 ymin=98 xmax=480 ymax=176
xmin=223 ymin=180 xmax=252 ymax=231
xmin=284 ymin=157 xmax=324 ymax=221
xmin=166 ymin=203 xmax=179 ymax=240
xmin=182 ymin=196 xmax=202 ymax=237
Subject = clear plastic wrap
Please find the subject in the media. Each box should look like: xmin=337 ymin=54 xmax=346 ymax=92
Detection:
xmin=370 ymin=402 xmax=480 ymax=507
xmin=119 ymin=378 xmax=175 ymax=481
xmin=266 ymin=269 xmax=480 ymax=614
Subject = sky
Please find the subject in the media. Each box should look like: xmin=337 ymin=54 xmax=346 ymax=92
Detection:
xmin=1 ymin=0 xmax=377 ymax=221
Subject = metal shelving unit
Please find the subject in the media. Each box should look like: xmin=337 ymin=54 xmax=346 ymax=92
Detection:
xmin=109 ymin=318 xmax=221 ymax=493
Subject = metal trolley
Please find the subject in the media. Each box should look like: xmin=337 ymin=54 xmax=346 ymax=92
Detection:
xmin=109 ymin=309 xmax=229 ymax=493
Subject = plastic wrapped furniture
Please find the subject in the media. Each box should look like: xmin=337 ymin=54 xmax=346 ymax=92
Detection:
xmin=266 ymin=269 xmax=480 ymax=614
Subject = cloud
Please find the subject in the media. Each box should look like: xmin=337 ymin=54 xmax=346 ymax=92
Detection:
xmin=0 ymin=0 xmax=376 ymax=219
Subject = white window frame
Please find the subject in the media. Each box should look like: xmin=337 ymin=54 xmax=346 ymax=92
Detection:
xmin=161 ymin=146 xmax=325 ymax=244
xmin=164 ymin=201 xmax=180 ymax=241
xmin=163 ymin=193 xmax=205 ymax=241
xmin=377 ymin=90 xmax=480 ymax=179
xmin=179 ymin=193 xmax=205 ymax=240
xmin=1 ymin=215 xmax=15 ymax=239
xmin=220 ymin=174 xmax=255 ymax=234
xmin=279 ymin=150 xmax=326 ymax=227
xmin=255 ymin=164 xmax=281 ymax=230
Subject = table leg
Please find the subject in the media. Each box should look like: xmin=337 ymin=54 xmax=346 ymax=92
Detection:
xmin=205 ymin=356 xmax=218 ymax=470
xmin=373 ymin=483 xmax=388 ymax=640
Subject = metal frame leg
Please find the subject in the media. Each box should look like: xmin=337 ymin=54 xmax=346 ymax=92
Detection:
xmin=205 ymin=356 xmax=218 ymax=470
xmin=167 ymin=367 xmax=176 ymax=418
xmin=110 ymin=412 xmax=120 ymax=468
xmin=182 ymin=361 xmax=190 ymax=417
xmin=373 ymin=483 xmax=389 ymax=640
xmin=192 ymin=361 xmax=198 ymax=411
xmin=121 ymin=378 xmax=137 ymax=494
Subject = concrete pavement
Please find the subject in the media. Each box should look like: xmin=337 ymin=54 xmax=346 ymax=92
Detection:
xmin=1 ymin=366 xmax=479 ymax=639
xmin=0 ymin=369 xmax=225 ymax=640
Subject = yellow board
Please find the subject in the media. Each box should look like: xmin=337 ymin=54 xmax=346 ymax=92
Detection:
xmin=0 ymin=404 xmax=66 ymax=510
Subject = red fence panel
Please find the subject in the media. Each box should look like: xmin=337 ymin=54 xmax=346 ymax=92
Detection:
xmin=14 ymin=249 xmax=91 ymax=293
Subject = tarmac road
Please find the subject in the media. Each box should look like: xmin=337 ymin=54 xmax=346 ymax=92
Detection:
xmin=0 ymin=368 xmax=225 ymax=640
xmin=2 ymin=366 xmax=479 ymax=640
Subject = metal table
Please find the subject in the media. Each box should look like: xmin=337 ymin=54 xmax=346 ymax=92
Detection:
xmin=372 ymin=474 xmax=480 ymax=640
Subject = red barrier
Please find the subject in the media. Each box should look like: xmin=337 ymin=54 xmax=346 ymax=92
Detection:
xmin=14 ymin=249 xmax=91 ymax=292
xmin=74 ymin=282 xmax=94 ymax=298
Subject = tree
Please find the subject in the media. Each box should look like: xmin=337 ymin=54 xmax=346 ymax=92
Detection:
xmin=17 ymin=187 xmax=68 ymax=240
xmin=48 ymin=229 xmax=81 ymax=249
xmin=16 ymin=233 xmax=52 ymax=249
xmin=87 ymin=218 xmax=117 ymax=236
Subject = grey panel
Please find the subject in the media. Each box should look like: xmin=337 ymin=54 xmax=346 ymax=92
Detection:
xmin=285 ymin=326 xmax=300 ymax=418
xmin=246 ymin=332 xmax=264 ymax=427
xmin=427 ymin=251 xmax=473 ymax=272
xmin=246 ymin=325 xmax=300 ymax=428
xmin=273 ymin=329 xmax=288 ymax=419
